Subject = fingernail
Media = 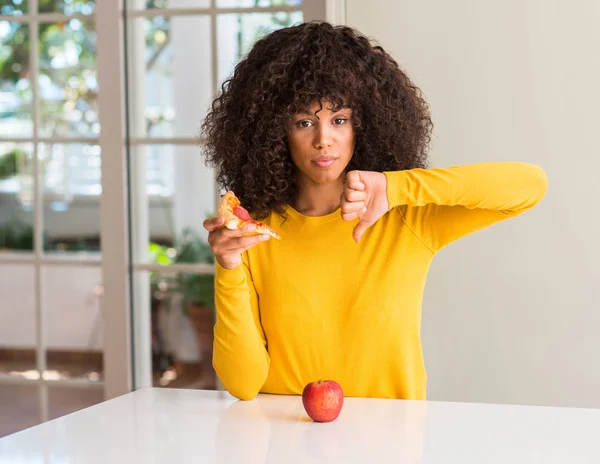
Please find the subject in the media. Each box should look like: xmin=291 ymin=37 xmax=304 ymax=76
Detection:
xmin=261 ymin=234 xmax=270 ymax=241
xmin=362 ymin=207 xmax=367 ymax=212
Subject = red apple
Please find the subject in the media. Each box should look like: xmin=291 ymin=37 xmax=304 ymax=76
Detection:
xmin=302 ymin=380 xmax=344 ymax=422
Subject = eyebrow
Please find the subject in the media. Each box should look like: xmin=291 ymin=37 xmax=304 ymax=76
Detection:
xmin=296 ymin=105 xmax=351 ymax=116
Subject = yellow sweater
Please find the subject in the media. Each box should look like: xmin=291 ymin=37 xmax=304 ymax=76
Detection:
xmin=213 ymin=162 xmax=548 ymax=400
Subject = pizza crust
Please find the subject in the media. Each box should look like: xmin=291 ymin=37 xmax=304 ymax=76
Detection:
xmin=218 ymin=191 xmax=281 ymax=240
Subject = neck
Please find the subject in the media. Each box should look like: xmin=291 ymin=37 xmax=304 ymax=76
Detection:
xmin=293 ymin=175 xmax=344 ymax=217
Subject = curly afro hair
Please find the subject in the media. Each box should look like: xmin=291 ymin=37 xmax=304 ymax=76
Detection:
xmin=201 ymin=21 xmax=433 ymax=219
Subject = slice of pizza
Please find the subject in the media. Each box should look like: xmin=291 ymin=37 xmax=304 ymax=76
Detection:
xmin=218 ymin=191 xmax=281 ymax=240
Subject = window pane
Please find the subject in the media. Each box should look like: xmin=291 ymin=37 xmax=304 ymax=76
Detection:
xmin=0 ymin=22 xmax=32 ymax=137
xmin=135 ymin=270 xmax=217 ymax=390
xmin=0 ymin=385 xmax=39 ymax=438
xmin=142 ymin=0 xmax=210 ymax=9
xmin=38 ymin=0 xmax=95 ymax=15
xmin=40 ymin=143 xmax=101 ymax=196
xmin=130 ymin=144 xmax=215 ymax=264
xmin=43 ymin=265 xmax=104 ymax=383
xmin=0 ymin=1 xmax=28 ymax=15
xmin=0 ymin=144 xmax=101 ymax=254
xmin=36 ymin=143 xmax=100 ymax=253
xmin=48 ymin=386 xmax=103 ymax=420
xmin=217 ymin=0 xmax=303 ymax=7
xmin=0 ymin=143 xmax=35 ymax=253
xmin=129 ymin=143 xmax=216 ymax=387
xmin=127 ymin=15 xmax=212 ymax=138
xmin=217 ymin=11 xmax=304 ymax=84
xmin=38 ymin=20 xmax=99 ymax=138
xmin=0 ymin=264 xmax=36 ymax=380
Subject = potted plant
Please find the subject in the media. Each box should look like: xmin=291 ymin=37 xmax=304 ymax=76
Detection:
xmin=147 ymin=241 xmax=176 ymax=374
xmin=173 ymin=228 xmax=217 ymax=389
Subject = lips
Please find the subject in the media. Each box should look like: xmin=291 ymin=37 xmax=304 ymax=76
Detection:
xmin=312 ymin=156 xmax=338 ymax=168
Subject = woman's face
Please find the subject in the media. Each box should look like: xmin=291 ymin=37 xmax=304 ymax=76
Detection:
xmin=287 ymin=100 xmax=356 ymax=186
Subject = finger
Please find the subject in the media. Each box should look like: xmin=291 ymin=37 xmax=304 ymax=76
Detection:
xmin=219 ymin=222 xmax=257 ymax=238
xmin=341 ymin=210 xmax=364 ymax=221
xmin=222 ymin=232 xmax=270 ymax=251
xmin=347 ymin=170 xmax=366 ymax=191
xmin=203 ymin=216 xmax=225 ymax=232
xmin=341 ymin=201 xmax=366 ymax=215
xmin=343 ymin=187 xmax=367 ymax=203
xmin=238 ymin=223 xmax=257 ymax=234
xmin=239 ymin=234 xmax=271 ymax=252
xmin=210 ymin=223 xmax=256 ymax=247
xmin=353 ymin=219 xmax=373 ymax=244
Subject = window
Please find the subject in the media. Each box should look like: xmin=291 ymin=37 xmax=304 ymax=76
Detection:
xmin=0 ymin=5 xmax=102 ymax=201
xmin=0 ymin=1 xmax=320 ymax=247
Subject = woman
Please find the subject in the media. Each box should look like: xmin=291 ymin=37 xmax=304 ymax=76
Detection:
xmin=201 ymin=21 xmax=548 ymax=400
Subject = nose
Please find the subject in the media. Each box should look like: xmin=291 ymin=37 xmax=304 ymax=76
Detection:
xmin=313 ymin=123 xmax=332 ymax=149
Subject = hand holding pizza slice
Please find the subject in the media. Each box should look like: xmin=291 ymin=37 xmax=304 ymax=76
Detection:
xmin=218 ymin=191 xmax=281 ymax=240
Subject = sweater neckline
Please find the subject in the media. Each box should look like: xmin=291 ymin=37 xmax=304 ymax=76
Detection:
xmin=283 ymin=204 xmax=342 ymax=226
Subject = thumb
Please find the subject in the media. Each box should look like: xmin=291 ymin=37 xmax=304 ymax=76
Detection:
xmin=348 ymin=170 xmax=361 ymax=183
xmin=353 ymin=219 xmax=372 ymax=244
xmin=347 ymin=170 xmax=365 ymax=190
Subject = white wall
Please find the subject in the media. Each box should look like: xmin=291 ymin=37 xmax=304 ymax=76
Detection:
xmin=0 ymin=261 xmax=103 ymax=350
xmin=0 ymin=194 xmax=175 ymax=239
xmin=0 ymin=255 xmax=201 ymax=362
xmin=0 ymin=195 xmax=199 ymax=358
xmin=346 ymin=0 xmax=600 ymax=408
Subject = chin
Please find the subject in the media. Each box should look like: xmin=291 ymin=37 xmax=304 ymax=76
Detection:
xmin=309 ymin=170 xmax=345 ymax=184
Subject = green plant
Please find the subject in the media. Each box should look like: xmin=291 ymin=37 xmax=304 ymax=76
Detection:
xmin=173 ymin=228 xmax=214 ymax=266
xmin=179 ymin=272 xmax=214 ymax=308
xmin=0 ymin=149 xmax=21 ymax=180
xmin=0 ymin=218 xmax=49 ymax=251
xmin=148 ymin=241 xmax=174 ymax=265
xmin=148 ymin=241 xmax=174 ymax=298
xmin=173 ymin=228 xmax=215 ymax=310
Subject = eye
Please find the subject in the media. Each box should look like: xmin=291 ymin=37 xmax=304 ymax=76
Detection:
xmin=296 ymin=120 xmax=313 ymax=128
xmin=334 ymin=118 xmax=348 ymax=125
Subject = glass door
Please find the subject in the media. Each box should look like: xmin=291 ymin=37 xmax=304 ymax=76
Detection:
xmin=123 ymin=0 xmax=329 ymax=391
xmin=0 ymin=0 xmax=128 ymax=437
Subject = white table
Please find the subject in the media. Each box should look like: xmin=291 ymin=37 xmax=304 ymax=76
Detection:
xmin=1 ymin=388 xmax=599 ymax=463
